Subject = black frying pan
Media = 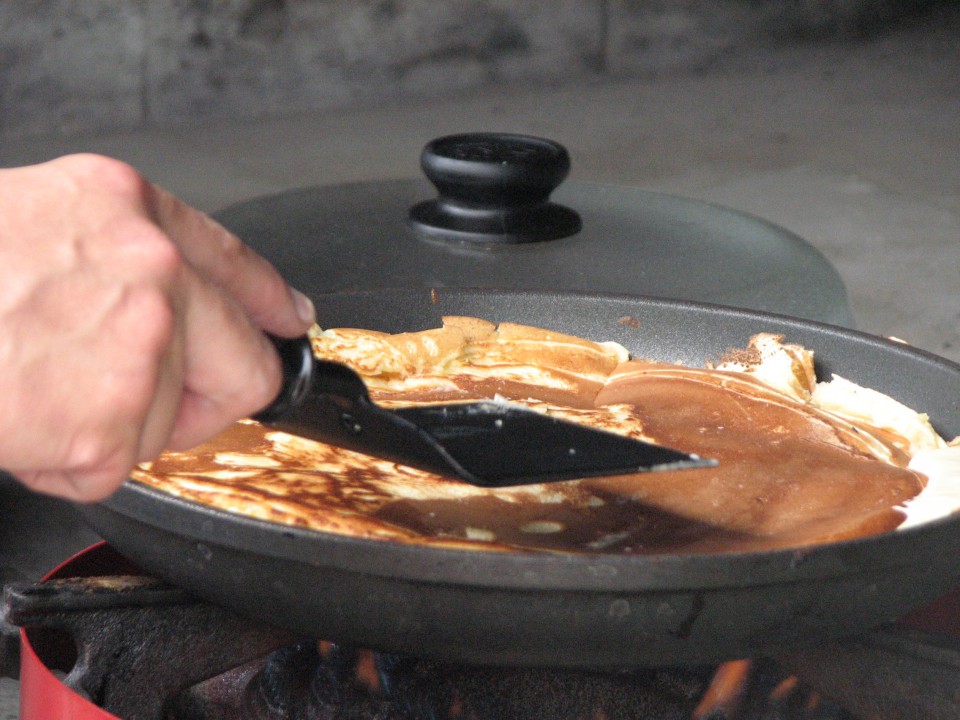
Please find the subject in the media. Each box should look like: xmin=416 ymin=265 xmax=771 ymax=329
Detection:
xmin=78 ymin=288 xmax=960 ymax=669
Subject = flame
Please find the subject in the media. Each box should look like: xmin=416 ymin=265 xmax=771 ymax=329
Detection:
xmin=693 ymin=659 xmax=751 ymax=719
xmin=769 ymin=674 xmax=799 ymax=702
xmin=354 ymin=649 xmax=382 ymax=694
xmin=695 ymin=661 xmax=824 ymax=719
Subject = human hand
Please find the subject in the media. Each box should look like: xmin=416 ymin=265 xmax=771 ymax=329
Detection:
xmin=0 ymin=154 xmax=316 ymax=502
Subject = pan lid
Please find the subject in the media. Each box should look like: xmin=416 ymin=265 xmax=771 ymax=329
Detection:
xmin=215 ymin=133 xmax=854 ymax=327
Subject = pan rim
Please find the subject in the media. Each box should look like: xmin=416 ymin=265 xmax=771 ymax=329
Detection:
xmin=87 ymin=287 xmax=960 ymax=594
xmin=91 ymin=476 xmax=960 ymax=593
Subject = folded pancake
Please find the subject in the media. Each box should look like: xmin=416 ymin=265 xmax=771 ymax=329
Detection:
xmin=132 ymin=320 xmax=958 ymax=555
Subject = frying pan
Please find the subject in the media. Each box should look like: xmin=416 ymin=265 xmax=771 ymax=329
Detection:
xmin=78 ymin=288 xmax=960 ymax=669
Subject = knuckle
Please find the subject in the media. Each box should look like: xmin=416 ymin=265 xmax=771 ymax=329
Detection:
xmin=107 ymin=217 xmax=186 ymax=284
xmin=121 ymin=285 xmax=178 ymax=351
xmin=204 ymin=333 xmax=281 ymax=418
xmin=217 ymin=227 xmax=248 ymax=261
xmin=62 ymin=429 xmax=136 ymax=490
xmin=212 ymin=230 xmax=254 ymax=284
xmin=249 ymin=350 xmax=283 ymax=407
xmin=135 ymin=228 xmax=185 ymax=280
xmin=95 ymin=380 xmax=152 ymax=431
xmin=58 ymin=153 xmax=149 ymax=200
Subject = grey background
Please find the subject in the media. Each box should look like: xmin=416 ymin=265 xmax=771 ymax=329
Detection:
xmin=0 ymin=0 xmax=942 ymax=138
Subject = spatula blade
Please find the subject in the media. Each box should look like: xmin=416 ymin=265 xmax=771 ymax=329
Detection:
xmin=393 ymin=401 xmax=714 ymax=487
xmin=255 ymin=336 xmax=714 ymax=488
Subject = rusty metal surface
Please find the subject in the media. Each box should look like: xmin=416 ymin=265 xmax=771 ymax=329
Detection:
xmin=3 ymin=575 xmax=300 ymax=720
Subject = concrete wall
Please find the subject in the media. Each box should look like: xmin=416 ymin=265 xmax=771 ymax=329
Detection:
xmin=0 ymin=0 xmax=933 ymax=139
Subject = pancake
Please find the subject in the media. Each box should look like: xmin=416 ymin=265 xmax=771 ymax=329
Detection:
xmin=132 ymin=319 xmax=960 ymax=554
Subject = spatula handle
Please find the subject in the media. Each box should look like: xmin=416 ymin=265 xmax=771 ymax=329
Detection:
xmin=253 ymin=335 xmax=316 ymax=423
xmin=250 ymin=336 xmax=467 ymax=480
xmin=254 ymin=336 xmax=378 ymax=424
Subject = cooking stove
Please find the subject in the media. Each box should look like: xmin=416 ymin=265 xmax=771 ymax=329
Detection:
xmin=3 ymin=544 xmax=959 ymax=720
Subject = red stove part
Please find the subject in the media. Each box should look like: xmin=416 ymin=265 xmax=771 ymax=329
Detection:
xmin=17 ymin=543 xmax=960 ymax=720
xmin=14 ymin=543 xmax=297 ymax=720
xmin=20 ymin=542 xmax=131 ymax=720
xmin=21 ymin=627 xmax=113 ymax=720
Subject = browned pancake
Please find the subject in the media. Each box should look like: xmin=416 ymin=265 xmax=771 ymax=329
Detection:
xmin=133 ymin=319 xmax=947 ymax=555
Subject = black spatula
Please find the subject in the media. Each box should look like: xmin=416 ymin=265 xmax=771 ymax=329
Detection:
xmin=253 ymin=336 xmax=714 ymax=488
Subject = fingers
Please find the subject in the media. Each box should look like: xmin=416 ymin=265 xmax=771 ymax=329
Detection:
xmin=2 ymin=260 xmax=283 ymax=502
xmin=164 ymin=269 xmax=285 ymax=451
xmin=0 ymin=155 xmax=316 ymax=502
xmin=147 ymin=183 xmax=315 ymax=337
xmin=14 ymin=468 xmax=119 ymax=504
xmin=142 ymin=182 xmax=314 ymax=452
xmin=0 ymin=279 xmax=183 ymax=503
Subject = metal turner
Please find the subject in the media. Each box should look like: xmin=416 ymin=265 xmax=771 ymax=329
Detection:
xmin=254 ymin=336 xmax=713 ymax=488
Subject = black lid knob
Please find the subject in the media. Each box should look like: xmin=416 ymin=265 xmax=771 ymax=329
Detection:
xmin=408 ymin=133 xmax=581 ymax=244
